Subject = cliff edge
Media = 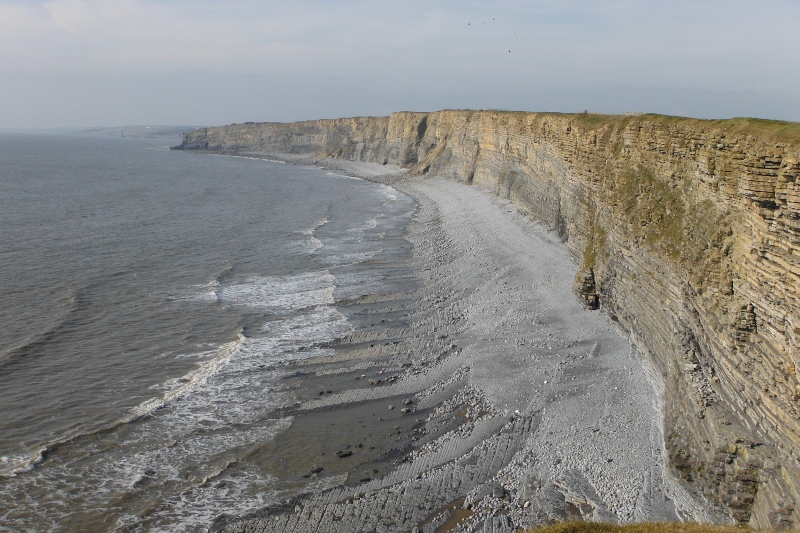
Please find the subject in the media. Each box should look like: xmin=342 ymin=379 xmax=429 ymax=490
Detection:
xmin=175 ymin=111 xmax=800 ymax=528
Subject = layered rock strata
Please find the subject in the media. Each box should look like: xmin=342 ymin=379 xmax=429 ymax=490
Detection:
xmin=176 ymin=111 xmax=800 ymax=528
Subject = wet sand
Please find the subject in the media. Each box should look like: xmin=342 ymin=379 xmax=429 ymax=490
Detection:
xmin=213 ymin=157 xmax=716 ymax=532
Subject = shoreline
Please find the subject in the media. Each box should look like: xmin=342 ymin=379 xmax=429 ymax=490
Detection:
xmin=201 ymin=153 xmax=721 ymax=532
xmin=179 ymin=149 xmax=411 ymax=185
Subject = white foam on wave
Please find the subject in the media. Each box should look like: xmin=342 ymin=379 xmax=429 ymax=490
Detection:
xmin=242 ymin=156 xmax=284 ymax=165
xmin=311 ymin=212 xmax=385 ymax=266
xmin=378 ymin=184 xmax=398 ymax=202
xmin=327 ymin=269 xmax=392 ymax=301
xmin=0 ymin=447 xmax=47 ymax=477
xmin=180 ymin=284 xmax=218 ymax=303
xmin=248 ymin=306 xmax=351 ymax=362
xmin=122 ymin=330 xmax=245 ymax=424
xmin=324 ymin=171 xmax=362 ymax=181
xmin=362 ymin=217 xmax=378 ymax=231
xmin=217 ymin=271 xmax=336 ymax=311
xmin=298 ymin=216 xmax=328 ymax=252
xmin=178 ymin=265 xmax=234 ymax=303
xmin=300 ymin=233 xmax=323 ymax=252
xmin=324 ymin=250 xmax=382 ymax=266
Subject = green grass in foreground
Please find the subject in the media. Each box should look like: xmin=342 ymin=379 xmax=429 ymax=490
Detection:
xmin=525 ymin=521 xmax=772 ymax=533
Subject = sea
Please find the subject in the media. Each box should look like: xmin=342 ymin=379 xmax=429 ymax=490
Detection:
xmin=0 ymin=133 xmax=415 ymax=531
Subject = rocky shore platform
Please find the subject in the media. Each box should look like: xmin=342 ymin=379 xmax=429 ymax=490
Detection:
xmin=212 ymin=157 xmax=721 ymax=533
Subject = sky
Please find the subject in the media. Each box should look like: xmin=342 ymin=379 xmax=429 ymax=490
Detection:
xmin=2 ymin=0 xmax=799 ymax=129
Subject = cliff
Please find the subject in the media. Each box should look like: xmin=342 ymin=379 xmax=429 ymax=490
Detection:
xmin=175 ymin=111 xmax=800 ymax=528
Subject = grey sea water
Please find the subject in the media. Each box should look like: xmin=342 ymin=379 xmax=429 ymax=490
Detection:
xmin=0 ymin=133 xmax=414 ymax=531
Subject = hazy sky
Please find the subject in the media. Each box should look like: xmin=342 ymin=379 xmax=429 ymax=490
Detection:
xmin=3 ymin=0 xmax=799 ymax=128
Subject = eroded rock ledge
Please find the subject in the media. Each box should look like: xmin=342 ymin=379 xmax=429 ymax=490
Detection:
xmin=175 ymin=110 xmax=800 ymax=528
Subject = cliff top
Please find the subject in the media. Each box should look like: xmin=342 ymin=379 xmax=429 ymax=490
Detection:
xmin=211 ymin=110 xmax=800 ymax=147
xmin=640 ymin=114 xmax=800 ymax=145
xmin=452 ymin=110 xmax=800 ymax=145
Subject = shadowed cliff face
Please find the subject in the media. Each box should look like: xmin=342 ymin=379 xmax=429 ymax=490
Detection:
xmin=176 ymin=111 xmax=800 ymax=528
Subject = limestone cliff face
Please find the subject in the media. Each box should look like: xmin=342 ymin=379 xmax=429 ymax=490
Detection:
xmin=176 ymin=111 xmax=800 ymax=528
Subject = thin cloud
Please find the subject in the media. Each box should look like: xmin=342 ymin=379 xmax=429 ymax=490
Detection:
xmin=1 ymin=0 xmax=799 ymax=127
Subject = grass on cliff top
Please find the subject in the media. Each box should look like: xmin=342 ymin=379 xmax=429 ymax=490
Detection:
xmin=525 ymin=521 xmax=774 ymax=533
xmin=640 ymin=114 xmax=800 ymax=145
xmin=481 ymin=109 xmax=800 ymax=145
xmin=572 ymin=113 xmax=800 ymax=145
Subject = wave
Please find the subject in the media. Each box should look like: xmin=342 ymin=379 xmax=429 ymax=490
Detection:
xmin=0 ymin=307 xmax=300 ymax=477
xmin=234 ymin=154 xmax=286 ymax=164
xmin=0 ymin=426 xmax=118 ymax=478
xmin=247 ymin=156 xmax=285 ymax=164
xmin=207 ymin=264 xmax=234 ymax=301
xmin=324 ymin=171 xmax=362 ymax=181
xmin=324 ymin=250 xmax=383 ymax=266
xmin=216 ymin=271 xmax=336 ymax=311
xmin=113 ymin=421 xmax=292 ymax=532
xmin=299 ymin=216 xmax=329 ymax=252
xmin=0 ymin=447 xmax=48 ymax=477
xmin=122 ymin=330 xmax=245 ymax=424
xmin=236 ymin=306 xmax=352 ymax=368
xmin=378 ymin=184 xmax=398 ymax=202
